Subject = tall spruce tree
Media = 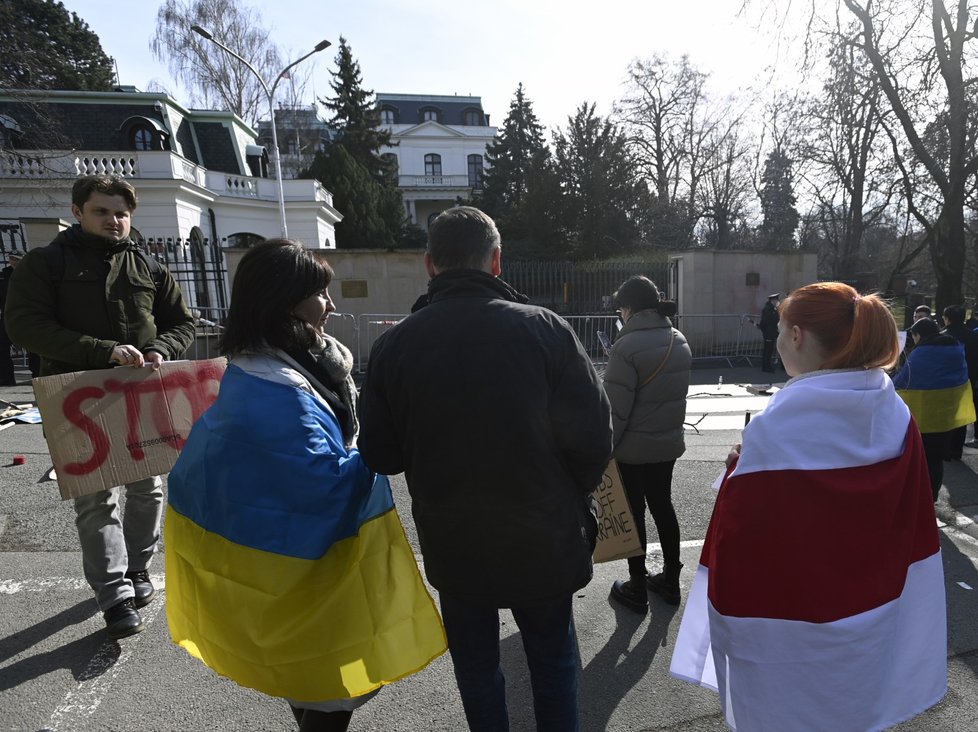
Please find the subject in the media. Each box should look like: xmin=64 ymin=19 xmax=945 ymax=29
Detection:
xmin=2 ymin=0 xmax=114 ymax=91
xmin=310 ymin=37 xmax=405 ymax=248
xmin=758 ymin=146 xmax=800 ymax=250
xmin=321 ymin=37 xmax=393 ymax=183
xmin=480 ymin=84 xmax=547 ymax=238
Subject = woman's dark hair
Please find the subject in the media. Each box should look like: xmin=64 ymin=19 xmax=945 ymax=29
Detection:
xmin=220 ymin=239 xmax=333 ymax=356
xmin=909 ymin=317 xmax=940 ymax=340
xmin=613 ymin=275 xmax=678 ymax=318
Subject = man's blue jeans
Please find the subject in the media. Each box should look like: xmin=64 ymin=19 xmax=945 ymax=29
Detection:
xmin=439 ymin=592 xmax=580 ymax=732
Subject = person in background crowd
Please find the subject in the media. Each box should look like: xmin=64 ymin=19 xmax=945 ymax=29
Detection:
xmin=964 ymin=300 xmax=978 ymax=330
xmin=900 ymin=304 xmax=933 ymax=366
xmin=756 ymin=292 xmax=780 ymax=372
xmin=0 ymin=252 xmax=22 ymax=385
xmin=603 ymin=275 xmax=691 ymax=614
xmin=941 ymin=305 xmax=977 ymax=459
xmin=893 ymin=317 xmax=976 ymax=500
xmin=358 ymin=207 xmax=613 ymax=732
xmin=4 ymin=175 xmax=195 ymax=640
xmin=672 ymin=282 xmax=946 ymax=731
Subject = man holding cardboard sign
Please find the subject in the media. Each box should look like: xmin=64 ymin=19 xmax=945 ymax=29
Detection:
xmin=358 ymin=207 xmax=613 ymax=731
xmin=5 ymin=175 xmax=194 ymax=640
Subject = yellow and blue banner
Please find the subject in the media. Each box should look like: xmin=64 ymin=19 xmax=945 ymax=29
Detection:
xmin=165 ymin=365 xmax=446 ymax=702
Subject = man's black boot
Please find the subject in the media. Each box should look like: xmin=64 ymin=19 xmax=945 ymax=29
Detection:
xmin=103 ymin=598 xmax=145 ymax=640
xmin=125 ymin=569 xmax=156 ymax=608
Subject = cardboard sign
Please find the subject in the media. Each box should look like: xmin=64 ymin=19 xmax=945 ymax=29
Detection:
xmin=592 ymin=460 xmax=645 ymax=563
xmin=33 ymin=359 xmax=226 ymax=499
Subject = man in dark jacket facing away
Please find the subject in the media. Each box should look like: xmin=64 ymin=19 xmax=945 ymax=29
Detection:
xmin=5 ymin=175 xmax=194 ymax=640
xmin=358 ymin=206 xmax=613 ymax=731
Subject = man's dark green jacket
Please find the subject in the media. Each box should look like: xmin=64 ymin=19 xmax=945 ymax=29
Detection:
xmin=4 ymin=225 xmax=195 ymax=376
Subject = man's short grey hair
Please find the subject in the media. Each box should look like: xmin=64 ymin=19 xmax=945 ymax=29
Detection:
xmin=427 ymin=206 xmax=501 ymax=272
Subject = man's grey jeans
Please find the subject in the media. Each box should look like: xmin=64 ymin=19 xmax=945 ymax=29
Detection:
xmin=72 ymin=476 xmax=164 ymax=611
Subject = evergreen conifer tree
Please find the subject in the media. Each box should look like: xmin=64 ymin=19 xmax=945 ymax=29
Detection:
xmin=310 ymin=36 xmax=408 ymax=247
xmin=480 ymin=83 xmax=547 ymax=233
xmin=2 ymin=0 xmax=114 ymax=91
xmin=321 ymin=37 xmax=393 ymax=183
xmin=759 ymin=147 xmax=800 ymax=250
xmin=304 ymin=145 xmax=396 ymax=249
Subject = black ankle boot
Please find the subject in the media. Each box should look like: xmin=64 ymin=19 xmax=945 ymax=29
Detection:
xmin=610 ymin=575 xmax=649 ymax=614
xmin=647 ymin=562 xmax=683 ymax=605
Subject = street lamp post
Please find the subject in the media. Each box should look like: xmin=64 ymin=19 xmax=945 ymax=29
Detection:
xmin=191 ymin=25 xmax=331 ymax=238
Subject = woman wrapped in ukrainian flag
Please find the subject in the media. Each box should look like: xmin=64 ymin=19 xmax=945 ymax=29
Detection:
xmin=165 ymin=240 xmax=446 ymax=731
xmin=892 ymin=316 xmax=976 ymax=501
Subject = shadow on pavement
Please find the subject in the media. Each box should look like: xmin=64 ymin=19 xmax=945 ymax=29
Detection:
xmin=0 ymin=598 xmax=113 ymax=690
xmin=578 ymin=596 xmax=678 ymax=731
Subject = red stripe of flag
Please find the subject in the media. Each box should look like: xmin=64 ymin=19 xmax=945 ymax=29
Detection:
xmin=703 ymin=425 xmax=937 ymax=623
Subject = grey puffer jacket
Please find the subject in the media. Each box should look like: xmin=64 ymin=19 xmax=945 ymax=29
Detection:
xmin=603 ymin=309 xmax=691 ymax=464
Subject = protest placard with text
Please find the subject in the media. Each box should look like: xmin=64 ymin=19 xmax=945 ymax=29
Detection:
xmin=593 ymin=459 xmax=645 ymax=563
xmin=33 ymin=359 xmax=226 ymax=499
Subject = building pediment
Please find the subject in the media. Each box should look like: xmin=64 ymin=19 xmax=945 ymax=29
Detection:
xmin=396 ymin=120 xmax=466 ymax=138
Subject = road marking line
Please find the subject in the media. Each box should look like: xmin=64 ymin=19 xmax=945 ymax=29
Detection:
xmin=0 ymin=574 xmax=165 ymax=595
xmin=44 ymin=591 xmax=165 ymax=731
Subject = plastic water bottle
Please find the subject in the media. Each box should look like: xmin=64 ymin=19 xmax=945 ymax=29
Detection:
xmin=718 ymin=375 xmax=723 ymax=388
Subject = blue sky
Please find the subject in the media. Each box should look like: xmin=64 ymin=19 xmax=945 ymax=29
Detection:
xmin=62 ymin=0 xmax=785 ymax=132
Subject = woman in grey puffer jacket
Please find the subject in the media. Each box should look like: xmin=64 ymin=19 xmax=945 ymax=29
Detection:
xmin=604 ymin=276 xmax=691 ymax=614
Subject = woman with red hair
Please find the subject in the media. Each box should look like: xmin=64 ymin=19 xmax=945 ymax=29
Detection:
xmin=671 ymin=282 xmax=946 ymax=731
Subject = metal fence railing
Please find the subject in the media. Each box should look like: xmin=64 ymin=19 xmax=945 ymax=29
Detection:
xmin=175 ymin=311 xmax=769 ymax=373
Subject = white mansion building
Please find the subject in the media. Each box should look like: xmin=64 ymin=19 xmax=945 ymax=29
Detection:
xmin=376 ymin=93 xmax=496 ymax=230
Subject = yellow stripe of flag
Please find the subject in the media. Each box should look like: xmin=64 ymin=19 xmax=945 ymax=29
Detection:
xmin=165 ymin=505 xmax=446 ymax=702
xmin=898 ymin=381 xmax=976 ymax=434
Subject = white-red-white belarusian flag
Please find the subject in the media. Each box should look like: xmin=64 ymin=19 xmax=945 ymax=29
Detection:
xmin=671 ymin=369 xmax=947 ymax=731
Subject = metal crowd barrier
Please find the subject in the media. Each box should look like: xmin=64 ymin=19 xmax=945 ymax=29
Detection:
xmin=674 ymin=313 xmax=761 ymax=367
xmin=186 ymin=311 xmax=767 ymax=373
xmin=561 ymin=314 xmax=621 ymax=367
xmin=354 ymin=314 xmax=407 ymax=372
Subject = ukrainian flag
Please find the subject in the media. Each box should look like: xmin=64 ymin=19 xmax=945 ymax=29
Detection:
xmin=894 ymin=341 xmax=976 ymax=434
xmin=165 ymin=365 xmax=446 ymax=702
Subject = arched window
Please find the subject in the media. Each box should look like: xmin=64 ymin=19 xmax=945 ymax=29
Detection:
xmin=119 ymin=116 xmax=169 ymax=151
xmin=462 ymin=109 xmax=483 ymax=126
xmin=380 ymin=106 xmax=398 ymax=124
xmin=420 ymin=107 xmax=441 ymax=123
xmin=424 ymin=153 xmax=442 ymax=177
xmin=131 ymin=126 xmax=154 ymax=150
xmin=467 ymin=154 xmax=484 ymax=189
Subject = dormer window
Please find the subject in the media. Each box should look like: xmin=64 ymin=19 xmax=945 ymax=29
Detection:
xmin=463 ymin=108 xmax=483 ymax=126
xmin=0 ymin=114 xmax=23 ymax=148
xmin=420 ymin=107 xmax=441 ymax=123
xmin=118 ymin=116 xmax=169 ymax=152
xmin=380 ymin=106 xmax=398 ymax=125
xmin=131 ymin=125 xmax=155 ymax=150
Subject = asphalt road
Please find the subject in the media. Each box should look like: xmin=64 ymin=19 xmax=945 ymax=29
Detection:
xmin=2 ymin=364 xmax=978 ymax=731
